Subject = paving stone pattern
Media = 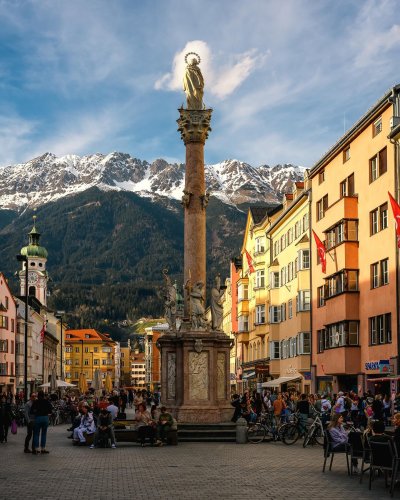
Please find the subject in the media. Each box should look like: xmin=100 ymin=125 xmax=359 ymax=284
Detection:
xmin=0 ymin=422 xmax=395 ymax=500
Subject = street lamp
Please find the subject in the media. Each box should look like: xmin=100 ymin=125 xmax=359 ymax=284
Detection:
xmin=55 ymin=311 xmax=65 ymax=380
xmin=16 ymin=254 xmax=28 ymax=402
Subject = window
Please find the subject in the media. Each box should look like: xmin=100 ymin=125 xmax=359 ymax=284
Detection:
xmin=319 ymin=170 xmax=325 ymax=184
xmin=65 ymin=347 xmax=72 ymax=353
xmin=0 ymin=340 xmax=8 ymax=352
xmin=270 ymin=272 xmax=280 ymax=289
xmin=75 ymin=372 xmax=79 ymax=379
xmin=370 ymin=147 xmax=387 ymax=182
xmin=65 ymin=360 xmax=72 ymax=365
xmin=85 ymin=334 xmax=90 ymax=339
xmin=281 ymin=340 xmax=288 ymax=359
xmin=298 ymin=250 xmax=310 ymax=270
xmin=288 ymin=228 xmax=293 ymax=244
xmin=238 ymin=315 xmax=249 ymax=332
xmin=298 ymin=332 xmax=311 ymax=354
xmin=370 ymin=209 xmax=378 ymax=235
xmin=343 ymin=146 xmax=350 ymax=162
xmin=371 ymin=259 xmax=389 ymax=288
xmin=238 ymin=283 xmax=249 ymax=301
xmin=371 ymin=262 xmax=379 ymax=289
xmin=370 ymin=313 xmax=391 ymax=345
xmin=255 ymin=270 xmax=265 ymax=288
xmin=84 ymin=347 xmax=89 ymax=353
xmin=316 ymin=195 xmax=328 ymax=221
xmin=0 ymin=363 xmax=7 ymax=375
xmin=317 ymin=329 xmax=325 ymax=353
xmin=303 ymin=213 xmax=309 ymax=232
xmin=288 ymin=300 xmax=293 ymax=319
xmin=274 ymin=241 xmax=279 ymax=257
xmin=281 ymin=303 xmax=286 ymax=322
xmin=84 ymin=359 xmax=89 ymax=365
xmin=324 ymin=321 xmax=359 ymax=349
xmin=11 ymin=319 xmax=14 ymax=333
xmin=325 ymin=269 xmax=359 ymax=298
xmin=380 ymin=203 xmax=388 ymax=230
xmin=0 ymin=315 xmax=8 ymax=329
xmin=270 ymin=341 xmax=280 ymax=360
xmin=75 ymin=347 xmax=80 ymax=353
xmin=297 ymin=290 xmax=310 ymax=311
xmin=255 ymin=237 xmax=265 ymax=254
xmin=11 ymin=341 xmax=14 ymax=354
xmin=295 ymin=220 xmax=301 ymax=238
xmin=371 ymin=203 xmax=388 ymax=235
xmin=340 ymin=173 xmax=355 ymax=198
xmin=94 ymin=359 xmax=99 ymax=365
xmin=280 ymin=234 xmax=286 ymax=251
xmin=269 ymin=306 xmax=281 ymax=323
xmin=255 ymin=305 xmax=266 ymax=324
xmin=75 ymin=360 xmax=79 ymax=365
xmin=373 ymin=117 xmax=382 ymax=137
xmin=317 ymin=286 xmax=325 ymax=307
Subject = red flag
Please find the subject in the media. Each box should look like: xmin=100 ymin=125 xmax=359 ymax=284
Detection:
xmin=388 ymin=192 xmax=400 ymax=248
xmin=39 ymin=322 xmax=46 ymax=343
xmin=245 ymin=250 xmax=255 ymax=274
xmin=312 ymin=230 xmax=327 ymax=273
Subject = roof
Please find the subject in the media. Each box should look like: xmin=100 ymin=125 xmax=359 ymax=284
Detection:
xmin=249 ymin=206 xmax=270 ymax=224
xmin=310 ymin=85 xmax=400 ymax=177
xmin=295 ymin=182 xmax=304 ymax=189
xmin=65 ymin=328 xmax=115 ymax=343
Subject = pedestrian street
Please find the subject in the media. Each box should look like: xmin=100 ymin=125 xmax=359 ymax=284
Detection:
xmin=0 ymin=421 xmax=393 ymax=500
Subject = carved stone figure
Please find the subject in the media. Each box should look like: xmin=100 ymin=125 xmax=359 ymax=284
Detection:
xmin=190 ymin=280 xmax=206 ymax=329
xmin=181 ymin=190 xmax=193 ymax=208
xmin=183 ymin=53 xmax=204 ymax=110
xmin=163 ymin=269 xmax=176 ymax=330
xmin=200 ymin=192 xmax=210 ymax=209
xmin=210 ymin=274 xmax=224 ymax=331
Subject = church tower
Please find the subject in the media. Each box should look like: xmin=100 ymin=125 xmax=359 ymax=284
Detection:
xmin=19 ymin=215 xmax=49 ymax=306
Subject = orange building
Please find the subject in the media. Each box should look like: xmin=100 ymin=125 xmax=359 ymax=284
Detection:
xmin=0 ymin=273 xmax=17 ymax=394
xmin=64 ymin=328 xmax=117 ymax=386
xmin=310 ymin=84 xmax=400 ymax=395
xmin=144 ymin=324 xmax=168 ymax=391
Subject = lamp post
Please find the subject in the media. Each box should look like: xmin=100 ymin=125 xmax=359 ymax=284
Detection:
xmin=55 ymin=311 xmax=65 ymax=380
xmin=16 ymin=254 xmax=28 ymax=402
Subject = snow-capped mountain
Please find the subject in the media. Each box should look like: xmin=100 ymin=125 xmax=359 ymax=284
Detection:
xmin=0 ymin=152 xmax=306 ymax=211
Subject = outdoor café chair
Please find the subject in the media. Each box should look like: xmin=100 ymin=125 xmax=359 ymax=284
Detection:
xmin=322 ymin=429 xmax=350 ymax=475
xmin=368 ymin=439 xmax=396 ymax=495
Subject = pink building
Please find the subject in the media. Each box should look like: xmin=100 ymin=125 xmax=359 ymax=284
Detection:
xmin=0 ymin=273 xmax=17 ymax=394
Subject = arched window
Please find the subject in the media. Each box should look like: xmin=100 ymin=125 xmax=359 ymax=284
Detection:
xmin=257 ymin=341 xmax=261 ymax=360
xmin=28 ymin=286 xmax=36 ymax=297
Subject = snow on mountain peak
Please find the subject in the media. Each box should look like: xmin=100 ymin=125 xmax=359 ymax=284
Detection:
xmin=0 ymin=152 xmax=305 ymax=211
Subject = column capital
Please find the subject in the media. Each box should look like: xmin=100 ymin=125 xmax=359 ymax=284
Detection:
xmin=177 ymin=108 xmax=212 ymax=144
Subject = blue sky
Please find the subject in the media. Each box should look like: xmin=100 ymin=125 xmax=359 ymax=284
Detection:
xmin=0 ymin=0 xmax=399 ymax=168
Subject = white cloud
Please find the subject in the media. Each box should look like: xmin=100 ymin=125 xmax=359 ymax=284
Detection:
xmin=0 ymin=114 xmax=37 ymax=166
xmin=155 ymin=40 xmax=266 ymax=99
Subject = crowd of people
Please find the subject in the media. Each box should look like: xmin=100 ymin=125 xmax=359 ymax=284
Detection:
xmin=232 ymin=388 xmax=400 ymax=473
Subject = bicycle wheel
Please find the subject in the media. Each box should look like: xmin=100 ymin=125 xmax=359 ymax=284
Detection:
xmin=281 ymin=424 xmax=300 ymax=445
xmin=247 ymin=424 xmax=266 ymax=444
xmin=303 ymin=426 xmax=313 ymax=448
xmin=314 ymin=424 xmax=324 ymax=446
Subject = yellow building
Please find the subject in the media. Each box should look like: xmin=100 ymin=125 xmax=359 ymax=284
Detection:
xmin=64 ymin=329 xmax=116 ymax=387
xmin=238 ymin=206 xmax=282 ymax=390
xmin=264 ymin=176 xmax=312 ymax=393
xmin=120 ymin=341 xmax=132 ymax=387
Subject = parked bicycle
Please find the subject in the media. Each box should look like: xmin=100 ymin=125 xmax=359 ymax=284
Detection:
xmin=247 ymin=412 xmax=275 ymax=443
xmin=303 ymin=410 xmax=325 ymax=447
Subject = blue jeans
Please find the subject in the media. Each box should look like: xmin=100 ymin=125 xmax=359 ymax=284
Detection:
xmin=33 ymin=416 xmax=49 ymax=449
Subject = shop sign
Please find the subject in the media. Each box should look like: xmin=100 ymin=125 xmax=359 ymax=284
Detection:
xmin=255 ymin=365 xmax=269 ymax=375
xmin=303 ymin=372 xmax=312 ymax=381
xmin=286 ymin=365 xmax=297 ymax=375
xmin=365 ymin=359 xmax=392 ymax=372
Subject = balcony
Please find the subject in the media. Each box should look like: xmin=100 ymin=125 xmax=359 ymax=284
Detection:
xmin=326 ymin=195 xmax=358 ymax=222
xmin=324 ymin=292 xmax=359 ymax=325
xmin=254 ymin=323 xmax=267 ymax=337
xmin=236 ymin=332 xmax=249 ymax=344
xmin=237 ymin=300 xmax=249 ymax=316
xmin=316 ymin=346 xmax=361 ymax=375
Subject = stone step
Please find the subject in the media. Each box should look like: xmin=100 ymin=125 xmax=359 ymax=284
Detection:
xmin=177 ymin=423 xmax=237 ymax=442
xmin=178 ymin=436 xmax=236 ymax=442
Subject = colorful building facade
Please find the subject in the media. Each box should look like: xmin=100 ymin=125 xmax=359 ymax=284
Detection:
xmin=0 ymin=273 xmax=17 ymax=394
xmin=310 ymin=85 xmax=400 ymax=395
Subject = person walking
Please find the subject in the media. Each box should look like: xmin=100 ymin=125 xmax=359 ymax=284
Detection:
xmin=0 ymin=394 xmax=13 ymax=443
xmin=31 ymin=391 xmax=53 ymax=454
xmin=24 ymin=392 xmax=37 ymax=453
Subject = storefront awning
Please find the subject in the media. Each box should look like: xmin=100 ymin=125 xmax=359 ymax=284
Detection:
xmin=262 ymin=376 xmax=301 ymax=388
xmin=242 ymin=371 xmax=256 ymax=380
xmin=367 ymin=376 xmax=400 ymax=382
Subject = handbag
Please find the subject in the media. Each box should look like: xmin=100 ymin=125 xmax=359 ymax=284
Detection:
xmin=11 ymin=419 xmax=17 ymax=435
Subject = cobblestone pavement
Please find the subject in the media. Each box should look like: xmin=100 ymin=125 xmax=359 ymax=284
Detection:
xmin=0 ymin=422 xmax=396 ymax=500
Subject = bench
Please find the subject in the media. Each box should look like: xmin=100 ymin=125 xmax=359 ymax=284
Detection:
xmin=113 ymin=420 xmax=178 ymax=446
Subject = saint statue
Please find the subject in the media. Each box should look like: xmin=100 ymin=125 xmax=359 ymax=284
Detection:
xmin=210 ymin=274 xmax=224 ymax=331
xmin=190 ymin=280 xmax=206 ymax=329
xmin=183 ymin=53 xmax=204 ymax=110
xmin=163 ymin=269 xmax=176 ymax=330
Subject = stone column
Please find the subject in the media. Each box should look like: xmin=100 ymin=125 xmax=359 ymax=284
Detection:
xmin=177 ymin=109 xmax=212 ymax=316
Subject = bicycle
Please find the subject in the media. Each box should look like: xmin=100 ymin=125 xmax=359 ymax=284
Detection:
xmin=247 ymin=412 xmax=275 ymax=443
xmin=303 ymin=411 xmax=325 ymax=447
xmin=279 ymin=412 xmax=303 ymax=445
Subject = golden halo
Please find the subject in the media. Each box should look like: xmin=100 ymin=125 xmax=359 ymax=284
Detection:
xmin=185 ymin=52 xmax=201 ymax=65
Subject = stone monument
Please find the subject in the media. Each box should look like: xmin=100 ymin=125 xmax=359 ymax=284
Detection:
xmin=158 ymin=53 xmax=232 ymax=423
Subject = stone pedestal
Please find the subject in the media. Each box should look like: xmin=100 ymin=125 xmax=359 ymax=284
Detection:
xmin=158 ymin=330 xmax=233 ymax=423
